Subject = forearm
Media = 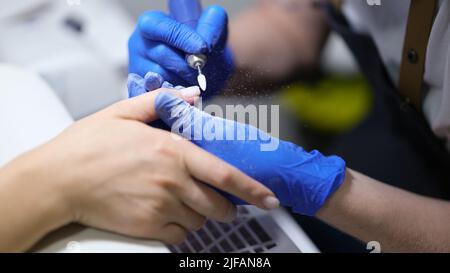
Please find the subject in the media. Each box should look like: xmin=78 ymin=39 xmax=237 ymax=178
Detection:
xmin=226 ymin=0 xmax=329 ymax=93
xmin=317 ymin=169 xmax=450 ymax=252
xmin=0 ymin=152 xmax=70 ymax=252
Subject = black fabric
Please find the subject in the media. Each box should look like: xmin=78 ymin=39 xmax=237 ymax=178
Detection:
xmin=322 ymin=3 xmax=450 ymax=196
xmin=293 ymin=3 xmax=450 ymax=252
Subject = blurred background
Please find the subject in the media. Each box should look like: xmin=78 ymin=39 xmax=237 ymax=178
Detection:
xmin=0 ymin=0 xmax=365 ymax=138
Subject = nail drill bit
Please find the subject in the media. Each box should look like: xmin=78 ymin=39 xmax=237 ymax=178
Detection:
xmin=187 ymin=53 xmax=207 ymax=91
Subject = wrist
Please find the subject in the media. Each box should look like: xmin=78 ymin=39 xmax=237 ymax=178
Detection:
xmin=287 ymin=149 xmax=346 ymax=216
xmin=4 ymin=151 xmax=74 ymax=228
xmin=316 ymin=168 xmax=353 ymax=220
xmin=0 ymin=153 xmax=73 ymax=251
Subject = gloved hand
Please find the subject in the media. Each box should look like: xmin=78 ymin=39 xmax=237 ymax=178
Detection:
xmin=153 ymin=92 xmax=347 ymax=216
xmin=128 ymin=71 xmax=198 ymax=130
xmin=128 ymin=5 xmax=234 ymax=97
xmin=128 ymin=72 xmax=184 ymax=98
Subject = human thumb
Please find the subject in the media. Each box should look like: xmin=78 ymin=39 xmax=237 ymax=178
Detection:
xmin=108 ymin=86 xmax=200 ymax=123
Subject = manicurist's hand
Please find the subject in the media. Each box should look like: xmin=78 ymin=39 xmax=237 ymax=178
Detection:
xmin=153 ymin=91 xmax=346 ymax=216
xmin=0 ymin=88 xmax=278 ymax=252
xmin=128 ymin=5 xmax=234 ymax=97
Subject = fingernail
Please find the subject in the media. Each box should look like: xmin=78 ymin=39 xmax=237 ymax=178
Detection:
xmin=181 ymin=86 xmax=201 ymax=98
xmin=263 ymin=196 xmax=280 ymax=210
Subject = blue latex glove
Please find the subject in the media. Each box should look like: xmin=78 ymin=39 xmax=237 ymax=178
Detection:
xmin=128 ymin=72 xmax=185 ymax=98
xmin=153 ymin=92 xmax=347 ymax=216
xmin=128 ymin=71 xmax=188 ymax=131
xmin=128 ymin=5 xmax=234 ymax=97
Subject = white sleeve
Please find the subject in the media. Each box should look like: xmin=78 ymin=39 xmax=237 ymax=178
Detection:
xmin=0 ymin=64 xmax=73 ymax=166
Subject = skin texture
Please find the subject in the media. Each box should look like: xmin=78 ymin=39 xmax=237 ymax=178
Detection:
xmin=0 ymin=89 xmax=278 ymax=252
xmin=227 ymin=0 xmax=450 ymax=252
xmin=317 ymin=170 xmax=450 ymax=252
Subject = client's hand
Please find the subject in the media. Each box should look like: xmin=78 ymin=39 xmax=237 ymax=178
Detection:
xmin=0 ymin=88 xmax=278 ymax=251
